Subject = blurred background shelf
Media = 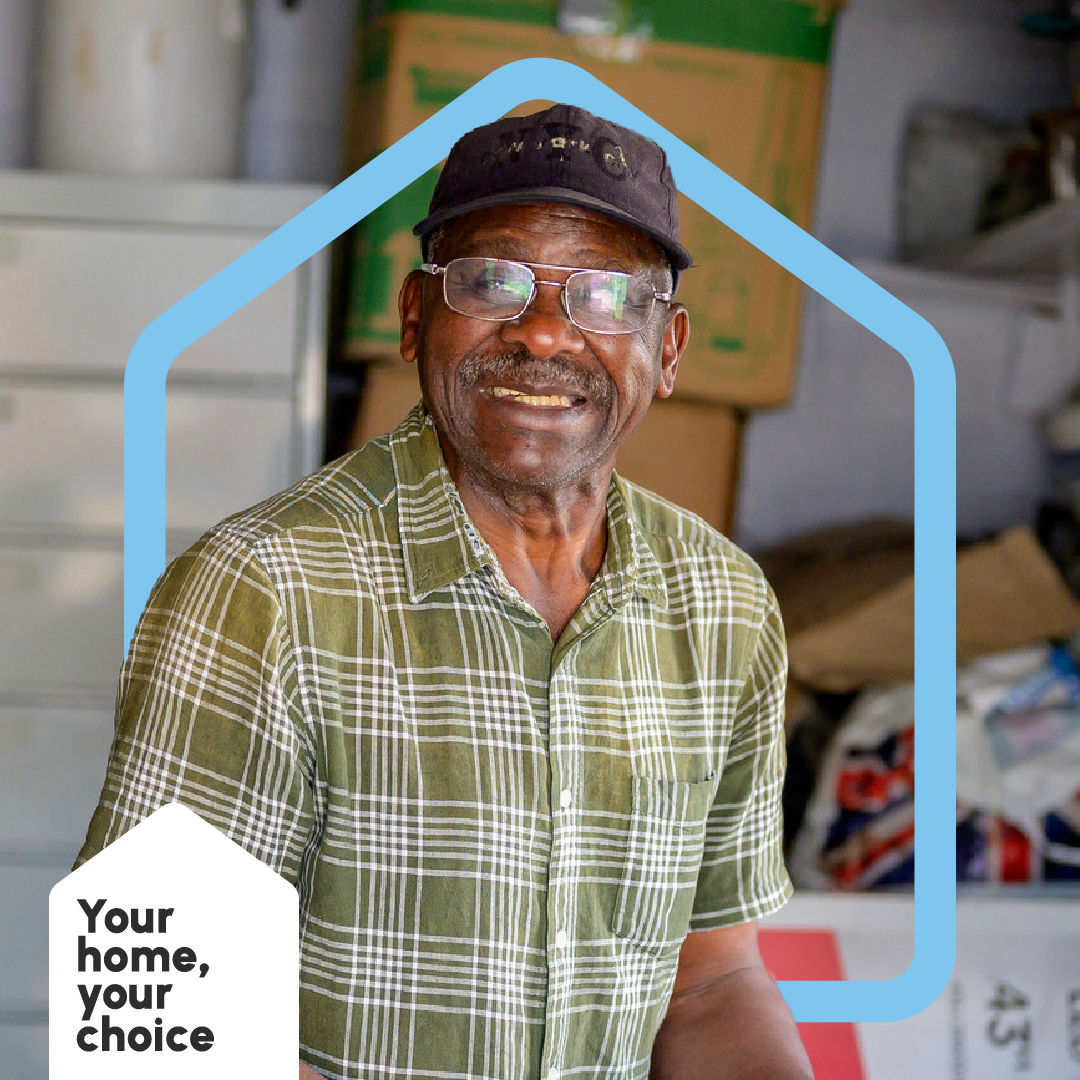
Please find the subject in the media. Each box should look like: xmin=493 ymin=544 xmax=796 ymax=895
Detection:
xmin=919 ymin=197 xmax=1080 ymax=278
xmin=852 ymin=257 xmax=1057 ymax=308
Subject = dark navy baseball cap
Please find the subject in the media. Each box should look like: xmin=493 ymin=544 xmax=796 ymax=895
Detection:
xmin=412 ymin=103 xmax=693 ymax=285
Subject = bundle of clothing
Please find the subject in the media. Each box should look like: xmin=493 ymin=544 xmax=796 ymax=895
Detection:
xmin=788 ymin=645 xmax=1080 ymax=888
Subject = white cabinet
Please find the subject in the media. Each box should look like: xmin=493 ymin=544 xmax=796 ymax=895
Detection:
xmin=0 ymin=224 xmax=300 ymax=376
xmin=0 ymin=170 xmax=327 ymax=1077
xmin=0 ymin=546 xmax=125 ymax=700
xmin=0 ymin=385 xmax=297 ymax=534
xmin=0 ymin=708 xmax=115 ymax=847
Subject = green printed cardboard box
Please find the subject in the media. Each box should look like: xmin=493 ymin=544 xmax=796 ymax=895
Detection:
xmin=343 ymin=0 xmax=841 ymax=407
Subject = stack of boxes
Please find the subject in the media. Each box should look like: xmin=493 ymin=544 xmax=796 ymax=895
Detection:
xmin=342 ymin=0 xmax=841 ymax=533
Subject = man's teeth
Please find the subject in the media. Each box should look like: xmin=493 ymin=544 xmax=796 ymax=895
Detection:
xmin=490 ymin=386 xmax=575 ymax=407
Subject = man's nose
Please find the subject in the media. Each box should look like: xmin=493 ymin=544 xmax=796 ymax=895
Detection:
xmin=497 ymin=281 xmax=586 ymax=358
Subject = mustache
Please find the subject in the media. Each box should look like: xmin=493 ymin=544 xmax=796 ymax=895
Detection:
xmin=457 ymin=346 xmax=613 ymax=403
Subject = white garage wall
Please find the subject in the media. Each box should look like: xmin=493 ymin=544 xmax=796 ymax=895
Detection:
xmin=735 ymin=0 xmax=1071 ymax=549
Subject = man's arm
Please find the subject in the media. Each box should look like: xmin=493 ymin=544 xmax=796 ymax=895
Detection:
xmin=75 ymin=532 xmax=316 ymax=877
xmin=651 ymin=923 xmax=813 ymax=1080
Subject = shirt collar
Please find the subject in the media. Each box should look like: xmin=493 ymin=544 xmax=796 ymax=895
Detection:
xmin=390 ymin=403 xmax=667 ymax=610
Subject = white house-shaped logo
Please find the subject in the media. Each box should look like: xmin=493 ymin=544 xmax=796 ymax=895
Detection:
xmin=50 ymin=803 xmax=298 ymax=1078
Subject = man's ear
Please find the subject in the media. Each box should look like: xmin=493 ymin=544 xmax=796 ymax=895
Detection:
xmin=655 ymin=304 xmax=690 ymax=399
xmin=398 ymin=270 xmax=426 ymax=364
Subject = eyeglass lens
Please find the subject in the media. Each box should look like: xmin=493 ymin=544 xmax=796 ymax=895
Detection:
xmin=442 ymin=258 xmax=656 ymax=333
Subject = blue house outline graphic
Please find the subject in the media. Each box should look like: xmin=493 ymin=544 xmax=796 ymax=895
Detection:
xmin=122 ymin=59 xmax=957 ymax=1024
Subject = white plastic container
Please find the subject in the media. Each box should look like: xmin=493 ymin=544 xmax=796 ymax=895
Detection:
xmin=242 ymin=0 xmax=360 ymax=184
xmin=0 ymin=0 xmax=34 ymax=168
xmin=38 ymin=0 xmax=247 ymax=178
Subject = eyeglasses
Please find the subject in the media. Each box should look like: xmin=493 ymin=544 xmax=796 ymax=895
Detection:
xmin=421 ymin=257 xmax=672 ymax=335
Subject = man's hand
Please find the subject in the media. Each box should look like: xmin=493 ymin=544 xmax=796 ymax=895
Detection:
xmin=299 ymin=1060 xmax=323 ymax=1079
xmin=651 ymin=922 xmax=814 ymax=1080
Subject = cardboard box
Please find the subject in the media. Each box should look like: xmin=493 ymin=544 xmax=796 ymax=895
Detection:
xmin=350 ymin=362 xmax=426 ymax=447
xmin=617 ymin=395 xmax=743 ymax=534
xmin=756 ymin=519 xmax=916 ymax=639
xmin=350 ymin=362 xmax=743 ymax=534
xmin=342 ymin=0 xmax=840 ymax=407
xmin=779 ymin=526 xmax=1080 ymax=692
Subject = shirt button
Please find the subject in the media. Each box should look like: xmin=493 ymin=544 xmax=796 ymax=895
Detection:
xmin=555 ymin=929 xmax=568 ymax=948
xmin=559 ymin=788 xmax=572 ymax=809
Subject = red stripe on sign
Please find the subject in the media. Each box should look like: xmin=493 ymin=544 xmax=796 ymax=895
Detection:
xmin=759 ymin=928 xmax=866 ymax=1080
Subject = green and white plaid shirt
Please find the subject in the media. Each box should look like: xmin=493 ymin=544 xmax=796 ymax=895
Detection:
xmin=78 ymin=403 xmax=792 ymax=1080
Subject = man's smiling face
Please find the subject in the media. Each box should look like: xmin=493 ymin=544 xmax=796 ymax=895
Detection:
xmin=398 ymin=202 xmax=690 ymax=498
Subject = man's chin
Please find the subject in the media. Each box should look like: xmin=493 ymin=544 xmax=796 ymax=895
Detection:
xmin=468 ymin=445 xmax=611 ymax=497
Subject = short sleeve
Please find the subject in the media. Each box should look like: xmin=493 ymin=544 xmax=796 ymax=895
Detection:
xmin=75 ymin=529 xmax=317 ymax=884
xmin=689 ymin=584 xmax=793 ymax=929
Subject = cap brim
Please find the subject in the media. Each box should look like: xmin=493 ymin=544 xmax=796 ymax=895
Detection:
xmin=412 ymin=186 xmax=694 ymax=273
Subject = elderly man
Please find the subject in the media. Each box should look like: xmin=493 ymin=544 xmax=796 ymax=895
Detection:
xmin=78 ymin=104 xmax=811 ymax=1080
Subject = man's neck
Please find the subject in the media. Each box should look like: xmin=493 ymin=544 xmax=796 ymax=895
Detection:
xmin=442 ymin=443 xmax=611 ymax=642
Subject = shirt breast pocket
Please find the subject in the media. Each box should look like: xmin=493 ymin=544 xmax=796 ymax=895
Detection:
xmin=611 ymin=774 xmax=716 ymax=953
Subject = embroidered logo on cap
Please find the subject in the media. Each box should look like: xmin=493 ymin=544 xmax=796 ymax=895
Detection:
xmin=481 ymin=121 xmax=632 ymax=181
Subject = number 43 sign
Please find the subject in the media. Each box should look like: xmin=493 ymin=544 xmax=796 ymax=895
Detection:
xmin=948 ymin=966 xmax=1080 ymax=1078
xmin=985 ymin=982 xmax=1034 ymax=1072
